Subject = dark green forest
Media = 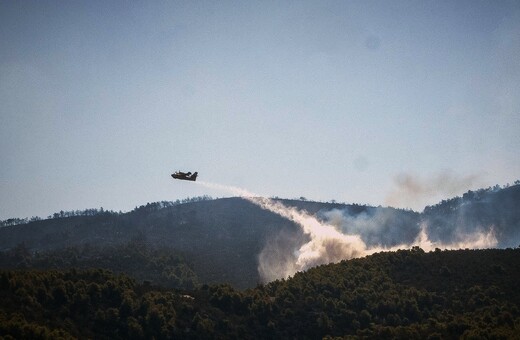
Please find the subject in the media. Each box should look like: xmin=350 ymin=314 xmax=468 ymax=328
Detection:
xmin=1 ymin=183 xmax=519 ymax=338
xmin=0 ymin=238 xmax=199 ymax=290
xmin=1 ymin=184 xmax=518 ymax=289
xmin=1 ymin=248 xmax=519 ymax=339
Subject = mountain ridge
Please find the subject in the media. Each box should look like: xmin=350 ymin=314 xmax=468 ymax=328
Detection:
xmin=0 ymin=184 xmax=519 ymax=289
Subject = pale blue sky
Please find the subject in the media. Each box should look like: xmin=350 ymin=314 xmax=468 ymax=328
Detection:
xmin=1 ymin=0 xmax=519 ymax=219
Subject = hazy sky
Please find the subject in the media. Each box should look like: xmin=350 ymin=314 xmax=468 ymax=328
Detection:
xmin=1 ymin=0 xmax=519 ymax=219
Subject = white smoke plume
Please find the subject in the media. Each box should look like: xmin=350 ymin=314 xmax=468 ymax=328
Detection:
xmin=197 ymin=181 xmax=255 ymax=198
xmin=198 ymin=181 xmax=367 ymax=281
xmin=250 ymin=196 xmax=366 ymax=275
xmin=197 ymin=181 xmax=498 ymax=283
xmin=367 ymin=224 xmax=498 ymax=254
xmin=411 ymin=224 xmax=497 ymax=252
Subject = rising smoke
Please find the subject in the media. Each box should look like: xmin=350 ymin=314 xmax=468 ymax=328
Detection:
xmin=198 ymin=181 xmax=367 ymax=280
xmin=385 ymin=171 xmax=481 ymax=211
xmin=197 ymin=181 xmax=499 ymax=283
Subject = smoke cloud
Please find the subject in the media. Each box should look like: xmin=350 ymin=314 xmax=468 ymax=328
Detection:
xmin=320 ymin=208 xmax=420 ymax=248
xmin=385 ymin=171 xmax=480 ymax=211
xmin=407 ymin=224 xmax=497 ymax=252
xmin=197 ymin=180 xmax=499 ymax=283
xmin=250 ymin=196 xmax=366 ymax=277
xmin=198 ymin=181 xmax=368 ymax=280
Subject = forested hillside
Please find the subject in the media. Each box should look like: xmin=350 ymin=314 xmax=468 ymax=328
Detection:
xmin=423 ymin=184 xmax=520 ymax=248
xmin=0 ymin=198 xmax=417 ymax=288
xmin=0 ymin=198 xmax=298 ymax=289
xmin=1 ymin=185 xmax=518 ymax=337
xmin=1 ymin=248 xmax=519 ymax=339
xmin=0 ymin=238 xmax=199 ymax=290
xmin=0 ymin=184 xmax=519 ymax=289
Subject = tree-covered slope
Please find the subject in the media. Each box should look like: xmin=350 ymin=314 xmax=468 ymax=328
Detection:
xmin=0 ymin=183 xmax=518 ymax=290
xmin=0 ymin=198 xmax=417 ymax=288
xmin=0 ymin=238 xmax=199 ymax=290
xmin=423 ymin=184 xmax=520 ymax=248
xmin=1 ymin=248 xmax=519 ymax=339
xmin=0 ymin=198 xmax=301 ymax=289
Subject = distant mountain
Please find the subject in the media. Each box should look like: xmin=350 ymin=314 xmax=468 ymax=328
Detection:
xmin=423 ymin=184 xmax=520 ymax=248
xmin=0 ymin=184 xmax=519 ymax=289
xmin=0 ymin=198 xmax=417 ymax=288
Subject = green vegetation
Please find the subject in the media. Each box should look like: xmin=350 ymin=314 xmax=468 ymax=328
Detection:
xmin=423 ymin=183 xmax=520 ymax=248
xmin=1 ymin=184 xmax=519 ymax=290
xmin=0 ymin=196 xmax=215 ymax=227
xmin=0 ymin=238 xmax=199 ymax=290
xmin=0 ymin=197 xmax=421 ymax=289
xmin=1 ymin=248 xmax=519 ymax=339
xmin=0 ymin=183 xmax=519 ymax=338
xmin=0 ymin=197 xmax=304 ymax=289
